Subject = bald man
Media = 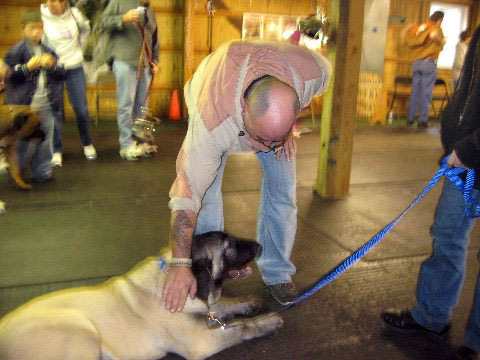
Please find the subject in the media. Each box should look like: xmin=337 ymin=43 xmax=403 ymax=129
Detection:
xmin=164 ymin=40 xmax=331 ymax=312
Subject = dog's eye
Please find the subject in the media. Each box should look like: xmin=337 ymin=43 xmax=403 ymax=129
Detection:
xmin=225 ymin=247 xmax=236 ymax=258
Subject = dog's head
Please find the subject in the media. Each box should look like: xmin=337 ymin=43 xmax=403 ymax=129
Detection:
xmin=192 ymin=231 xmax=262 ymax=305
xmin=0 ymin=106 xmax=45 ymax=142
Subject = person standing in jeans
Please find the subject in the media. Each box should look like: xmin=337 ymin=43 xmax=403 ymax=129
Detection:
xmin=97 ymin=0 xmax=159 ymax=161
xmin=382 ymin=25 xmax=480 ymax=360
xmin=407 ymin=11 xmax=446 ymax=128
xmin=41 ymin=0 xmax=97 ymax=167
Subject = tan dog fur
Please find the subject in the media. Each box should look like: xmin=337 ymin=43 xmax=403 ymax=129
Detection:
xmin=0 ymin=249 xmax=283 ymax=359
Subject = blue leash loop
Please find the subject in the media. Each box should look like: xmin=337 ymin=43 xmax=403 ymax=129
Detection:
xmin=277 ymin=155 xmax=479 ymax=313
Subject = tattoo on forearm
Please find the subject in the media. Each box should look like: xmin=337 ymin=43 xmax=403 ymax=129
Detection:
xmin=172 ymin=210 xmax=195 ymax=257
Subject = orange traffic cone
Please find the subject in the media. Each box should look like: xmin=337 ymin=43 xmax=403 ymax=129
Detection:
xmin=169 ymin=89 xmax=181 ymax=121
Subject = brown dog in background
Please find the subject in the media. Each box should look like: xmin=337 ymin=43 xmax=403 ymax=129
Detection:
xmin=0 ymin=106 xmax=45 ymax=212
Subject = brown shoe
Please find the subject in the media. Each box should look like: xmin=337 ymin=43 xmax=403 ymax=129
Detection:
xmin=268 ymin=282 xmax=298 ymax=305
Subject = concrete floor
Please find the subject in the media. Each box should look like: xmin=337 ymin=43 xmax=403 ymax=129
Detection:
xmin=0 ymin=120 xmax=478 ymax=360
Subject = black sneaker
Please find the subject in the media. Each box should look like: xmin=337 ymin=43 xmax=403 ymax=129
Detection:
xmin=417 ymin=122 xmax=429 ymax=128
xmin=454 ymin=346 xmax=479 ymax=360
xmin=406 ymin=120 xmax=415 ymax=127
xmin=268 ymin=282 xmax=298 ymax=305
xmin=381 ymin=309 xmax=450 ymax=343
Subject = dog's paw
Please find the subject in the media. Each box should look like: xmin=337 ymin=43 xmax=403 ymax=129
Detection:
xmin=0 ymin=201 xmax=6 ymax=214
xmin=242 ymin=297 xmax=262 ymax=316
xmin=17 ymin=183 xmax=32 ymax=191
xmin=242 ymin=314 xmax=283 ymax=340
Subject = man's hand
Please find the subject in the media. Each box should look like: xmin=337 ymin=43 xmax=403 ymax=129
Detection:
xmin=275 ymin=132 xmax=296 ymax=161
xmin=26 ymin=56 xmax=42 ymax=71
xmin=150 ymin=62 xmax=159 ymax=74
xmin=122 ymin=9 xmax=140 ymax=24
xmin=245 ymin=133 xmax=270 ymax=153
xmin=447 ymin=150 xmax=467 ymax=169
xmin=162 ymin=266 xmax=197 ymax=312
xmin=40 ymin=54 xmax=56 ymax=69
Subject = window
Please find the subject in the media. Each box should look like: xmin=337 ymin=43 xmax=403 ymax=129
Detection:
xmin=430 ymin=2 xmax=469 ymax=69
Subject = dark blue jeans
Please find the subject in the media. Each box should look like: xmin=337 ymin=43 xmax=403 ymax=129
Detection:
xmin=411 ymin=180 xmax=480 ymax=351
xmin=53 ymin=66 xmax=92 ymax=153
xmin=408 ymin=59 xmax=437 ymax=124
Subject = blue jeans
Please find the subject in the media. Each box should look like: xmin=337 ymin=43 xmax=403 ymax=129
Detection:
xmin=112 ymin=60 xmax=151 ymax=148
xmin=53 ymin=66 xmax=92 ymax=152
xmin=411 ymin=180 xmax=480 ymax=351
xmin=195 ymin=151 xmax=297 ymax=285
xmin=17 ymin=105 xmax=54 ymax=181
xmin=408 ymin=59 xmax=437 ymax=124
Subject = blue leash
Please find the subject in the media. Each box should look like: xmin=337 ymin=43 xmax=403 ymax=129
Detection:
xmin=277 ymin=156 xmax=480 ymax=313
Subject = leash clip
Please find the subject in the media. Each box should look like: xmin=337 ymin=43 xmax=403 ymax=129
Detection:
xmin=208 ymin=311 xmax=227 ymax=330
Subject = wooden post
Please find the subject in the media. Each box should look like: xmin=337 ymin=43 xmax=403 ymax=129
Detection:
xmin=315 ymin=0 xmax=365 ymax=198
xmin=183 ymin=0 xmax=195 ymax=85
xmin=182 ymin=0 xmax=196 ymax=118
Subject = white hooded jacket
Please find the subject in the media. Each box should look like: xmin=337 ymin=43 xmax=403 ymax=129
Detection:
xmin=40 ymin=4 xmax=90 ymax=70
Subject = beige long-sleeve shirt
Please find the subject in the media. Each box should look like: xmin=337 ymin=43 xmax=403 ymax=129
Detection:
xmin=169 ymin=40 xmax=331 ymax=214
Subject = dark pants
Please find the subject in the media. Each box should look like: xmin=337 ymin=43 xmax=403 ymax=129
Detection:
xmin=53 ymin=66 xmax=92 ymax=153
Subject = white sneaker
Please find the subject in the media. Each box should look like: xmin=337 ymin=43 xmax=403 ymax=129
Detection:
xmin=84 ymin=145 xmax=97 ymax=160
xmin=51 ymin=152 xmax=62 ymax=167
xmin=119 ymin=142 xmax=141 ymax=161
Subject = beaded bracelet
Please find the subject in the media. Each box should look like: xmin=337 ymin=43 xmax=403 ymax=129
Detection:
xmin=170 ymin=258 xmax=192 ymax=267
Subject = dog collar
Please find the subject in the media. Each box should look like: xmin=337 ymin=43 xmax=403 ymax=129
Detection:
xmin=158 ymin=257 xmax=169 ymax=275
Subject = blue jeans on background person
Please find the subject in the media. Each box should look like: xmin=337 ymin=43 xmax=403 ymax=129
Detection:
xmin=195 ymin=150 xmax=297 ymax=285
xmin=411 ymin=179 xmax=480 ymax=351
xmin=408 ymin=58 xmax=437 ymax=125
xmin=53 ymin=66 xmax=93 ymax=153
xmin=112 ymin=60 xmax=151 ymax=149
xmin=17 ymin=105 xmax=54 ymax=181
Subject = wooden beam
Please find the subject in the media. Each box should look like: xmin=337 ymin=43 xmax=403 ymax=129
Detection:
xmin=315 ymin=0 xmax=365 ymax=198
xmin=183 ymin=0 xmax=195 ymax=86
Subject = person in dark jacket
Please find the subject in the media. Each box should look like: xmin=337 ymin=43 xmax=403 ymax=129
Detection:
xmin=4 ymin=10 xmax=65 ymax=182
xmin=381 ymin=25 xmax=480 ymax=360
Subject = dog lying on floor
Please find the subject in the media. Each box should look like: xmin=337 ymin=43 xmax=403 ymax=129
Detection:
xmin=0 ymin=231 xmax=283 ymax=359
xmin=0 ymin=106 xmax=45 ymax=213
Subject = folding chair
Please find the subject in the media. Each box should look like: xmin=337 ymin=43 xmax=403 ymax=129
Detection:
xmin=387 ymin=76 xmax=412 ymax=121
xmin=430 ymin=78 xmax=450 ymax=121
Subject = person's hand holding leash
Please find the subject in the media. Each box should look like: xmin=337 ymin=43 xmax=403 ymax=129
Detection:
xmin=122 ymin=9 xmax=140 ymax=24
xmin=447 ymin=150 xmax=467 ymax=169
xmin=162 ymin=266 xmax=197 ymax=312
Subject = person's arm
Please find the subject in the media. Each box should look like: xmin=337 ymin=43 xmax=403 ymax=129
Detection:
xmin=4 ymin=45 xmax=35 ymax=83
xmin=97 ymin=0 xmax=140 ymax=33
xmin=71 ymin=7 xmax=91 ymax=47
xmin=162 ymin=209 xmax=197 ymax=312
xmin=163 ymin=116 xmax=225 ymax=312
xmin=451 ymin=128 xmax=480 ymax=169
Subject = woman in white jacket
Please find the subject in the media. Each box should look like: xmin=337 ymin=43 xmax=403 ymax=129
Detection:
xmin=41 ymin=0 xmax=96 ymax=166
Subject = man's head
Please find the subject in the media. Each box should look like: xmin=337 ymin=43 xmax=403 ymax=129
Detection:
xmin=242 ymin=76 xmax=300 ymax=150
xmin=429 ymin=11 xmax=444 ymax=25
xmin=45 ymin=0 xmax=68 ymax=16
xmin=21 ymin=10 xmax=43 ymax=45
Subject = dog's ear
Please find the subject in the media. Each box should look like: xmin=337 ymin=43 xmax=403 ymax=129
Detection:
xmin=192 ymin=258 xmax=213 ymax=302
xmin=13 ymin=113 xmax=29 ymax=130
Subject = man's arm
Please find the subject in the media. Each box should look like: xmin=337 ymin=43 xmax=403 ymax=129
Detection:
xmin=162 ymin=209 xmax=198 ymax=312
xmin=97 ymin=0 xmax=140 ymax=33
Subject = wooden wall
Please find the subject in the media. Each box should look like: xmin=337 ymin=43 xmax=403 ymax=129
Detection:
xmin=385 ymin=0 xmax=477 ymax=117
xmin=0 ymin=0 xmax=320 ymax=120
xmin=0 ymin=0 xmax=184 ymax=119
